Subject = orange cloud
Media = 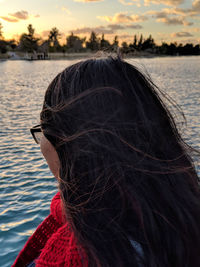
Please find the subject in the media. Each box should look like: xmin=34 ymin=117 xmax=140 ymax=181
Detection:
xmin=187 ymin=0 xmax=200 ymax=15
xmin=192 ymin=27 xmax=200 ymax=32
xmin=70 ymin=23 xmax=143 ymax=35
xmin=71 ymin=26 xmax=114 ymax=34
xmin=146 ymin=0 xmax=200 ymax=17
xmin=171 ymin=32 xmax=193 ymax=38
xmin=9 ymin=10 xmax=29 ymax=20
xmin=118 ymin=0 xmax=140 ymax=6
xmin=147 ymin=9 xmax=194 ymax=26
xmin=161 ymin=2 xmax=200 ymax=17
xmin=97 ymin=13 xmax=148 ymax=23
xmin=158 ymin=17 xmax=193 ymax=26
xmin=144 ymin=0 xmax=184 ymax=6
xmin=74 ymin=0 xmax=104 ymax=2
xmin=193 ymin=0 xmax=200 ymax=10
xmin=0 ymin=10 xmax=40 ymax=23
xmin=0 ymin=16 xmax=19 ymax=22
xmin=119 ymin=0 xmax=185 ymax=6
xmin=109 ymin=23 xmax=142 ymax=30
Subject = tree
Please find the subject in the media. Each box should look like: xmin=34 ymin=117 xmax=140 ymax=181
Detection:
xmin=0 ymin=22 xmax=7 ymax=53
xmin=48 ymin=27 xmax=61 ymax=52
xmin=141 ymin=35 xmax=155 ymax=51
xmin=112 ymin=35 xmax=119 ymax=51
xmin=8 ymin=39 xmax=17 ymax=50
xmin=86 ymin=31 xmax=99 ymax=51
xmin=193 ymin=44 xmax=200 ymax=55
xmin=0 ymin=23 xmax=3 ymax=40
xmin=121 ymin=42 xmax=129 ymax=54
xmin=133 ymin=34 xmax=137 ymax=48
xmin=176 ymin=43 xmax=183 ymax=55
xmin=168 ymin=42 xmax=177 ymax=55
xmin=66 ymin=32 xmax=85 ymax=52
xmin=129 ymin=35 xmax=137 ymax=52
xmin=138 ymin=34 xmax=143 ymax=50
xmin=19 ymin=24 xmax=39 ymax=52
xmin=182 ymin=43 xmax=194 ymax=55
xmin=100 ymin=34 xmax=111 ymax=50
xmin=28 ymin=24 xmax=35 ymax=38
xmin=0 ymin=40 xmax=7 ymax=53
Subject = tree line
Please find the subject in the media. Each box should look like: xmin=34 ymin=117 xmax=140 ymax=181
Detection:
xmin=0 ymin=23 xmax=199 ymax=56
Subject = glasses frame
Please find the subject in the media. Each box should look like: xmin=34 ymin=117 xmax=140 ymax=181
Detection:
xmin=30 ymin=124 xmax=42 ymax=144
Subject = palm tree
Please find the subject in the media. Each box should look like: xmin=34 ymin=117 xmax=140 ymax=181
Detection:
xmin=86 ymin=31 xmax=99 ymax=51
xmin=48 ymin=27 xmax=61 ymax=49
xmin=112 ymin=35 xmax=118 ymax=51
xmin=0 ymin=23 xmax=3 ymax=39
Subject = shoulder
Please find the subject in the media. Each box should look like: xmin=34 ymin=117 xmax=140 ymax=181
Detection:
xmin=35 ymin=223 xmax=88 ymax=267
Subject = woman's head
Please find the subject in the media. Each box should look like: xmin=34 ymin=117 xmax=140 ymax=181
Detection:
xmin=40 ymin=55 xmax=200 ymax=267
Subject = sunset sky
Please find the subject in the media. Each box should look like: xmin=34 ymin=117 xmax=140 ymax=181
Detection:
xmin=0 ymin=0 xmax=200 ymax=45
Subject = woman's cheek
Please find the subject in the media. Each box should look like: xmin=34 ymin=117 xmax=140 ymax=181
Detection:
xmin=40 ymin=136 xmax=60 ymax=179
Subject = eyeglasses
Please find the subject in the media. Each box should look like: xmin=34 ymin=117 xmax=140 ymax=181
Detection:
xmin=30 ymin=124 xmax=42 ymax=144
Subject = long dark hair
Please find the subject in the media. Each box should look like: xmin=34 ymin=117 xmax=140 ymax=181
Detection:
xmin=40 ymin=55 xmax=200 ymax=267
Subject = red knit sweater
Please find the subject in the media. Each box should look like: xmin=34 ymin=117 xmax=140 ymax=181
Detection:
xmin=12 ymin=192 xmax=88 ymax=267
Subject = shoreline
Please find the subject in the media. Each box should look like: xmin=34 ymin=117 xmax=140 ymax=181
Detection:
xmin=0 ymin=52 xmax=199 ymax=61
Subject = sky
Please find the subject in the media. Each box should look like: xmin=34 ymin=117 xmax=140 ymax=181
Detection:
xmin=0 ymin=0 xmax=200 ymax=45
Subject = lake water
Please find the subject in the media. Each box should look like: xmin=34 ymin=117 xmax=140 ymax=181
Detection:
xmin=0 ymin=56 xmax=200 ymax=266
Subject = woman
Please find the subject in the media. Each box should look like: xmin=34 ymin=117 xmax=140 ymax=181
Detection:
xmin=13 ymin=55 xmax=200 ymax=267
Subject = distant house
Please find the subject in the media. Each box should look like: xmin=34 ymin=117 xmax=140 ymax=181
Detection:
xmin=16 ymin=40 xmax=49 ymax=60
xmin=37 ymin=40 xmax=49 ymax=59
xmin=23 ymin=51 xmax=48 ymax=60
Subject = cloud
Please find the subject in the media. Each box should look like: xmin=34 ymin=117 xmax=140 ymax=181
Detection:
xmin=62 ymin=7 xmax=71 ymax=15
xmin=183 ymin=21 xmax=194 ymax=26
xmin=144 ymin=0 xmax=184 ymax=6
xmin=158 ymin=16 xmax=193 ymax=26
xmin=71 ymin=26 xmax=114 ymax=34
xmin=181 ymin=27 xmax=200 ymax=33
xmin=192 ymin=27 xmax=200 ymax=32
xmin=119 ymin=0 xmax=185 ymax=6
xmin=70 ymin=23 xmax=143 ymax=35
xmin=189 ymin=0 xmax=200 ymax=15
xmin=107 ymin=24 xmax=125 ymax=30
xmin=9 ymin=10 xmax=29 ymax=20
xmin=0 ymin=10 xmax=40 ymax=23
xmin=155 ymin=7 xmax=188 ymax=16
xmin=171 ymin=31 xmax=194 ymax=37
xmin=73 ymin=0 xmax=104 ymax=2
xmin=119 ymin=0 xmax=141 ymax=6
xmin=0 ymin=16 xmax=19 ymax=22
xmin=126 ymin=24 xmax=143 ymax=29
xmin=147 ymin=10 xmax=193 ymax=26
xmin=147 ymin=10 xmax=168 ymax=19
xmin=155 ymin=1 xmax=200 ymax=17
xmin=108 ymin=23 xmax=143 ymax=30
xmin=97 ymin=12 xmax=148 ymax=23
xmin=193 ymin=0 xmax=200 ymax=10
xmin=180 ymin=38 xmax=200 ymax=45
